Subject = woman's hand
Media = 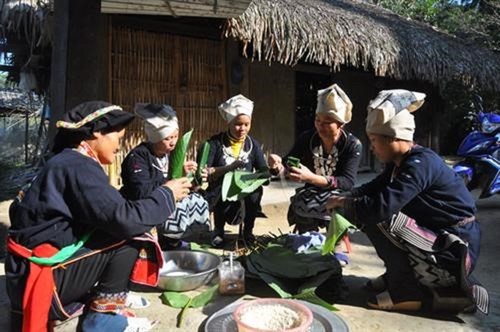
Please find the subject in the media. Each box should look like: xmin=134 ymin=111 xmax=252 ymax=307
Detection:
xmin=205 ymin=160 xmax=245 ymax=183
xmin=164 ymin=177 xmax=192 ymax=201
xmin=268 ymin=154 xmax=282 ymax=170
xmin=326 ymin=195 xmax=346 ymax=212
xmin=287 ymin=164 xmax=314 ymax=183
xmin=199 ymin=167 xmax=209 ymax=183
xmin=183 ymin=160 xmax=198 ymax=174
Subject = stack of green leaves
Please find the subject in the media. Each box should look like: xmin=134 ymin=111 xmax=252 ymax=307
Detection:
xmin=222 ymin=170 xmax=269 ymax=201
xmin=169 ymin=129 xmax=193 ymax=179
xmin=245 ymin=236 xmax=341 ymax=311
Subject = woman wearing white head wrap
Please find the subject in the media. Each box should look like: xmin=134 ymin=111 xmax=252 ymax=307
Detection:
xmin=365 ymin=89 xmax=425 ymax=142
xmin=138 ymin=103 xmax=179 ymax=144
xmin=218 ymin=94 xmax=254 ymax=124
xmin=120 ymin=103 xmax=210 ymax=249
xmin=268 ymin=84 xmax=363 ymax=235
xmin=327 ymin=89 xmax=487 ymax=314
xmin=201 ymin=94 xmax=269 ymax=248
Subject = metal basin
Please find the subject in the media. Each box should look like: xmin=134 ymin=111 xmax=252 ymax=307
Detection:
xmin=158 ymin=250 xmax=221 ymax=291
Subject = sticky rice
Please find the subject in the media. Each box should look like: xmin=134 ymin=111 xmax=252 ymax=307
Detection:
xmin=238 ymin=304 xmax=300 ymax=330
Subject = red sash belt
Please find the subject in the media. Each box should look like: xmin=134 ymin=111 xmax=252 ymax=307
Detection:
xmin=7 ymin=237 xmax=58 ymax=332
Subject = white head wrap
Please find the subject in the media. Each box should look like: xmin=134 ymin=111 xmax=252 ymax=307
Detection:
xmin=135 ymin=103 xmax=179 ymax=143
xmin=366 ymin=89 xmax=426 ymax=141
xmin=218 ymin=94 xmax=254 ymax=123
xmin=315 ymin=84 xmax=353 ymax=124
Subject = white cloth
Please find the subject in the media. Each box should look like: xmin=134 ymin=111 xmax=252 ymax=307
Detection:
xmin=218 ymin=94 xmax=253 ymax=123
xmin=135 ymin=103 xmax=179 ymax=143
xmin=316 ymin=84 xmax=353 ymax=124
xmin=366 ymin=89 xmax=426 ymax=141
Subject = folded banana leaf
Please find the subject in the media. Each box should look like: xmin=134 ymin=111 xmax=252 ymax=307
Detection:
xmin=321 ymin=211 xmax=356 ymax=256
xmin=170 ymin=129 xmax=193 ymax=179
xmin=244 ymin=236 xmax=341 ymax=310
xmin=221 ymin=170 xmax=269 ymax=202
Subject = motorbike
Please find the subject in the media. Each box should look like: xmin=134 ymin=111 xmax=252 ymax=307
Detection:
xmin=453 ymin=97 xmax=500 ymax=199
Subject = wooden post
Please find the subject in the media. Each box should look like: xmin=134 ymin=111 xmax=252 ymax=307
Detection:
xmin=48 ymin=0 xmax=69 ymax=147
xmin=24 ymin=108 xmax=29 ymax=164
xmin=49 ymin=0 xmax=106 ymax=148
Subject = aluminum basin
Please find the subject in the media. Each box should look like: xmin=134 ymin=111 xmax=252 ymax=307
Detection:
xmin=158 ymin=250 xmax=221 ymax=291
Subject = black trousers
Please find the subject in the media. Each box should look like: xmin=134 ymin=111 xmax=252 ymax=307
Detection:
xmin=8 ymin=242 xmax=139 ymax=327
xmin=213 ymin=187 xmax=262 ymax=237
xmin=363 ymin=223 xmax=423 ymax=302
xmin=53 ymin=243 xmax=139 ymax=306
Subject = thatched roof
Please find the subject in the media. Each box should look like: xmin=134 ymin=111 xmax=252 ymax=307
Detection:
xmin=0 ymin=0 xmax=52 ymax=47
xmin=101 ymin=0 xmax=252 ymax=18
xmin=224 ymin=0 xmax=500 ymax=92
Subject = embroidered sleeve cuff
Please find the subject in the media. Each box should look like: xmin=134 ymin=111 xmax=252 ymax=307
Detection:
xmin=324 ymin=176 xmax=337 ymax=189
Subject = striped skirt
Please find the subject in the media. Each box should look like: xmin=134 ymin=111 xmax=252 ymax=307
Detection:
xmin=379 ymin=213 xmax=489 ymax=314
xmin=162 ymin=192 xmax=210 ymax=239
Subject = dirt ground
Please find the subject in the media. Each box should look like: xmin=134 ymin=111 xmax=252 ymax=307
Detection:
xmin=0 ymin=180 xmax=499 ymax=331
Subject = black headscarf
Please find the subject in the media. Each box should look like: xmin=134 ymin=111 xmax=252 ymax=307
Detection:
xmin=52 ymin=101 xmax=135 ymax=153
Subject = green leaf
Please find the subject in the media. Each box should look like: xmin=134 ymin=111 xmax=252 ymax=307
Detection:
xmin=190 ymin=284 xmax=219 ymax=308
xmin=292 ymin=290 xmax=338 ymax=311
xmin=197 ymin=142 xmax=210 ymax=178
xmin=222 ymin=170 xmax=269 ymax=202
xmin=190 ymin=242 xmax=202 ymax=250
xmin=160 ymin=292 xmax=190 ymax=308
xmin=162 ymin=285 xmax=219 ymax=328
xmin=170 ymin=128 xmax=194 ymax=179
xmin=321 ymin=211 xmax=356 ymax=255
xmin=177 ymin=298 xmax=192 ymax=328
xmin=297 ymin=270 xmax=336 ymax=295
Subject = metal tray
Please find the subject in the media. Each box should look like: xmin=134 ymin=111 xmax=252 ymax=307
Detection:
xmin=205 ymin=300 xmax=349 ymax=332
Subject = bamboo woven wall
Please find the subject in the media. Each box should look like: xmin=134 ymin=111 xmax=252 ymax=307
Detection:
xmin=109 ymin=25 xmax=228 ymax=186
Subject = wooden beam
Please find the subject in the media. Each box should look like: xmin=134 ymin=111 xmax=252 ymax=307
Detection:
xmin=112 ymin=15 xmax=223 ymax=40
xmin=101 ymin=0 xmax=249 ymax=17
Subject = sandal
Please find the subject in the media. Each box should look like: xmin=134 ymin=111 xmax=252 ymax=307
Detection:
xmin=367 ymin=291 xmax=422 ymax=312
xmin=364 ymin=274 xmax=387 ymax=293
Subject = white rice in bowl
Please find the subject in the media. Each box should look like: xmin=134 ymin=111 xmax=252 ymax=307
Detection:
xmin=238 ymin=303 xmax=301 ymax=330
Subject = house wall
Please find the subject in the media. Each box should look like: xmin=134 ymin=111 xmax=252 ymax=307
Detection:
xmin=226 ymin=58 xmax=442 ymax=172
xmin=225 ymin=41 xmax=295 ymax=157
xmin=248 ymin=62 xmax=295 ymax=157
